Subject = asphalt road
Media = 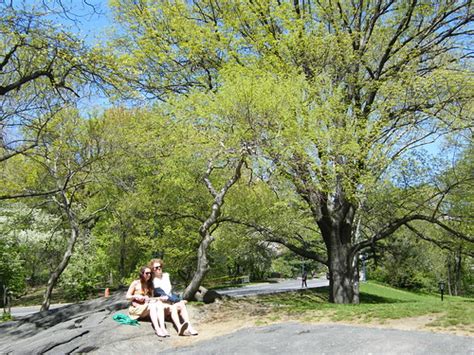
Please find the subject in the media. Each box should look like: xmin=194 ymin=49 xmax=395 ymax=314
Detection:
xmin=217 ymin=277 xmax=329 ymax=297
xmin=162 ymin=323 xmax=474 ymax=355
xmin=9 ymin=303 xmax=71 ymax=318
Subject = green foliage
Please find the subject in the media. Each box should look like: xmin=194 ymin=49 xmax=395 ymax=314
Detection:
xmin=105 ymin=1 xmax=473 ymax=303
xmin=211 ymin=225 xmax=274 ymax=281
xmin=365 ymin=143 xmax=473 ymax=295
xmin=58 ymin=241 xmax=109 ymax=301
xmin=0 ymin=235 xmax=26 ymax=298
xmin=369 ymin=235 xmax=438 ymax=291
xmin=1 ymin=1 xmax=473 ymax=305
xmin=1 ymin=312 xmax=12 ymax=322
xmin=0 ymin=2 xmax=104 ymax=166
xmin=271 ymin=253 xmax=324 ymax=279
xmin=270 ymin=257 xmax=296 ymax=278
xmin=0 ymin=204 xmax=67 ymax=298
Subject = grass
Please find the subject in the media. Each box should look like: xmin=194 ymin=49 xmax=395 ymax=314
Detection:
xmin=256 ymin=282 xmax=474 ymax=332
xmin=10 ymin=287 xmax=76 ymax=307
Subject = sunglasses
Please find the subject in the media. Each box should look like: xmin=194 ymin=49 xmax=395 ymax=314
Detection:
xmin=144 ymin=272 xmax=152 ymax=275
xmin=153 ymin=266 xmax=162 ymax=270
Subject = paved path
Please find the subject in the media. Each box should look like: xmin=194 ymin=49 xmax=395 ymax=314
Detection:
xmin=162 ymin=323 xmax=473 ymax=355
xmin=217 ymin=278 xmax=328 ymax=297
xmin=9 ymin=303 xmax=71 ymax=318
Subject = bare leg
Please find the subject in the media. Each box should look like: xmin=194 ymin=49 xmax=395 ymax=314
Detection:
xmin=149 ymin=303 xmax=167 ymax=337
xmin=157 ymin=302 xmax=170 ymax=336
xmin=170 ymin=304 xmax=188 ymax=335
xmin=176 ymin=302 xmax=198 ymax=335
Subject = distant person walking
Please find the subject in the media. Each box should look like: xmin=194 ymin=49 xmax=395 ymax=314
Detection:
xmin=301 ymin=270 xmax=308 ymax=288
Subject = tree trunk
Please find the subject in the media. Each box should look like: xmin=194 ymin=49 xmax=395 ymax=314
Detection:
xmin=327 ymin=242 xmax=359 ymax=304
xmin=447 ymin=257 xmax=452 ymax=296
xmin=182 ymin=156 xmax=245 ymax=300
xmin=454 ymin=248 xmax=462 ymax=296
xmin=318 ymin=202 xmax=359 ymax=304
xmin=119 ymin=229 xmax=126 ymax=282
xmin=182 ymin=232 xmax=214 ymax=300
xmin=2 ymin=285 xmax=7 ymax=312
xmin=41 ymin=223 xmax=79 ymax=311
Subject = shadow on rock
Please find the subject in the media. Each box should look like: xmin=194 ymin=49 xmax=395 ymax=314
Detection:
xmin=0 ymin=291 xmax=149 ymax=354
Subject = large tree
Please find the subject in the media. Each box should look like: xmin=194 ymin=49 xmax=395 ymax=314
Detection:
xmin=110 ymin=0 xmax=473 ymax=303
xmin=2 ymin=110 xmax=110 ymax=310
xmin=0 ymin=2 xmax=104 ymax=167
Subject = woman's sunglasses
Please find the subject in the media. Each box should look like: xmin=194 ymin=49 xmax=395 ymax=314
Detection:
xmin=144 ymin=272 xmax=152 ymax=275
xmin=153 ymin=266 xmax=162 ymax=270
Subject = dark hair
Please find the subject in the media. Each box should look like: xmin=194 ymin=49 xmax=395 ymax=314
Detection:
xmin=139 ymin=266 xmax=153 ymax=297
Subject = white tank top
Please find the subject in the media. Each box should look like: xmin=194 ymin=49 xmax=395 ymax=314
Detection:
xmin=153 ymin=272 xmax=172 ymax=294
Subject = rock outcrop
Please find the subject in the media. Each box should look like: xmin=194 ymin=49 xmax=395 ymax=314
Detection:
xmin=0 ymin=292 xmax=182 ymax=354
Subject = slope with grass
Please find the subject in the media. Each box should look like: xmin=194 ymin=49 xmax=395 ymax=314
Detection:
xmin=241 ymin=282 xmax=474 ymax=335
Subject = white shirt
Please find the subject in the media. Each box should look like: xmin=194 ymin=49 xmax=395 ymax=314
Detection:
xmin=152 ymin=272 xmax=172 ymax=295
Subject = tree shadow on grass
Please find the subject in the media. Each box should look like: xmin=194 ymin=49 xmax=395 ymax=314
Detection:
xmin=359 ymin=293 xmax=406 ymax=304
xmin=308 ymin=287 xmax=411 ymax=305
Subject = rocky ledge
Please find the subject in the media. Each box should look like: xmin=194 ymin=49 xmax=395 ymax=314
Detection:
xmin=0 ymin=291 xmax=200 ymax=354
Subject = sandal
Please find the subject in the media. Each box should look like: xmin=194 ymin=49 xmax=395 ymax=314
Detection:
xmin=178 ymin=322 xmax=188 ymax=336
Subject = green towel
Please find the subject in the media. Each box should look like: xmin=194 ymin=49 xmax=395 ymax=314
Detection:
xmin=113 ymin=313 xmax=140 ymax=326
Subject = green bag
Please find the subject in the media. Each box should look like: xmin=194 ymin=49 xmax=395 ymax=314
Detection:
xmin=113 ymin=313 xmax=140 ymax=326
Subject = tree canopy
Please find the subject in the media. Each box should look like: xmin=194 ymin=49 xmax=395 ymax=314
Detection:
xmin=1 ymin=0 xmax=472 ymax=307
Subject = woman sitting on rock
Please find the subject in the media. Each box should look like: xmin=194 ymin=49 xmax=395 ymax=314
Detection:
xmin=126 ymin=266 xmax=169 ymax=337
xmin=149 ymin=259 xmax=198 ymax=336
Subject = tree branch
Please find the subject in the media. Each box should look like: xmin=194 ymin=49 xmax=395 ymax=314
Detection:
xmin=354 ymin=214 xmax=473 ymax=254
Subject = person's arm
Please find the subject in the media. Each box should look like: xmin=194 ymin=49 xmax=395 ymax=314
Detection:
xmin=126 ymin=280 xmax=136 ymax=300
xmin=126 ymin=280 xmax=145 ymax=302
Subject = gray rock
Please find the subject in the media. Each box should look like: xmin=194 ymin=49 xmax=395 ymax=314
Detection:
xmin=193 ymin=287 xmax=224 ymax=304
xmin=0 ymin=291 xmax=173 ymax=354
xmin=161 ymin=323 xmax=474 ymax=355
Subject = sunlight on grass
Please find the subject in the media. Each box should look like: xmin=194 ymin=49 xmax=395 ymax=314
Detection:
xmin=257 ymin=282 xmax=473 ymax=331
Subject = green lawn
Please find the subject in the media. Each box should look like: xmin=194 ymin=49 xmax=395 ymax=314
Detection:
xmin=257 ymin=282 xmax=474 ymax=331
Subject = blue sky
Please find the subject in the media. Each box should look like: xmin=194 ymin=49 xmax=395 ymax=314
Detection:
xmin=21 ymin=1 xmax=112 ymax=44
xmin=19 ymin=1 xmax=457 ymax=159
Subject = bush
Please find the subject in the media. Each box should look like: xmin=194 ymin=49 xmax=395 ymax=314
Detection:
xmin=0 ymin=238 xmax=26 ymax=306
xmin=58 ymin=245 xmax=109 ymax=301
xmin=1 ymin=312 xmax=12 ymax=322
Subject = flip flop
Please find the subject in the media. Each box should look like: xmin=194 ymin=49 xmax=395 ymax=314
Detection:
xmin=178 ymin=322 xmax=188 ymax=336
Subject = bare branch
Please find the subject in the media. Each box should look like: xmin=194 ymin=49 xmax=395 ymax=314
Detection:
xmin=354 ymin=214 xmax=473 ymax=254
